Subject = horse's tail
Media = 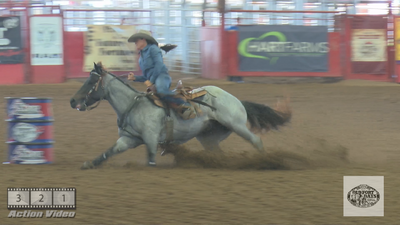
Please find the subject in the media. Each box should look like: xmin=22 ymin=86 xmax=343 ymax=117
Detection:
xmin=241 ymin=96 xmax=291 ymax=133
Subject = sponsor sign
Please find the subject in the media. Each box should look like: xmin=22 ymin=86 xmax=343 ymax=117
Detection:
xmin=351 ymin=29 xmax=386 ymax=62
xmin=0 ymin=16 xmax=23 ymax=64
xmin=343 ymin=176 xmax=384 ymax=217
xmin=238 ymin=25 xmax=329 ymax=72
xmin=7 ymin=187 xmax=76 ymax=211
xmin=83 ymin=25 xmax=137 ymax=72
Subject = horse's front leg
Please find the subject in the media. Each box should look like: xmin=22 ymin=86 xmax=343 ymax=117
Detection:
xmin=81 ymin=136 xmax=143 ymax=170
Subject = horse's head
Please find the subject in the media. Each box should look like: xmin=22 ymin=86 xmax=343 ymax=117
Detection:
xmin=70 ymin=62 xmax=107 ymax=111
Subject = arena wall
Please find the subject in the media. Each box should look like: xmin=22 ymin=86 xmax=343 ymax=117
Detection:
xmin=1 ymin=6 xmax=400 ymax=84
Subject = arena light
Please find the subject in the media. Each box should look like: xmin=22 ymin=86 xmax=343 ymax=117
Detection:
xmin=356 ymin=2 xmax=389 ymax=15
xmin=250 ymin=0 xmax=267 ymax=4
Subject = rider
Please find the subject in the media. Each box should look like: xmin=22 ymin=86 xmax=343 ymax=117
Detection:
xmin=127 ymin=30 xmax=196 ymax=119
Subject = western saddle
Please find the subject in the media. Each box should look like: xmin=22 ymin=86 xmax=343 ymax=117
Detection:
xmin=146 ymin=80 xmax=208 ymax=120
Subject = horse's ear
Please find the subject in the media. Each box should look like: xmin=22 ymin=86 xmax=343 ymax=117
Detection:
xmin=93 ymin=62 xmax=102 ymax=74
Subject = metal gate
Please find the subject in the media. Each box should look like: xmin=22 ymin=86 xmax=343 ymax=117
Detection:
xmin=150 ymin=1 xmax=202 ymax=75
xmin=62 ymin=1 xmax=203 ymax=76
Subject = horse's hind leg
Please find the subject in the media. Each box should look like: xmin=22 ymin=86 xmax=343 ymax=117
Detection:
xmin=230 ymin=124 xmax=264 ymax=152
xmin=81 ymin=136 xmax=143 ymax=170
xmin=216 ymin=113 xmax=264 ymax=152
xmin=196 ymin=121 xmax=232 ymax=152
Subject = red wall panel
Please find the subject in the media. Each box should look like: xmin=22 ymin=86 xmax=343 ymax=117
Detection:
xmin=0 ymin=64 xmax=25 ymax=84
xmin=64 ymin=32 xmax=86 ymax=78
xmin=30 ymin=65 xmax=65 ymax=84
xmin=200 ymin=27 xmax=223 ymax=79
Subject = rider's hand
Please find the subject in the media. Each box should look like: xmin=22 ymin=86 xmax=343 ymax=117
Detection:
xmin=128 ymin=72 xmax=135 ymax=81
xmin=147 ymin=85 xmax=156 ymax=93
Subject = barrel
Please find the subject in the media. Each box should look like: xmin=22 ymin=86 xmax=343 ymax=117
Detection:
xmin=4 ymin=97 xmax=54 ymax=164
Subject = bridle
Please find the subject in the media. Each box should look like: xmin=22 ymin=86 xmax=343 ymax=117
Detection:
xmin=81 ymin=71 xmax=116 ymax=111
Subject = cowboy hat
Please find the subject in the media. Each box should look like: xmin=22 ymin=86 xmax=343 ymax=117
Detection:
xmin=128 ymin=30 xmax=158 ymax=45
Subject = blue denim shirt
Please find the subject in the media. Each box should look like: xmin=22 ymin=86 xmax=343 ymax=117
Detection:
xmin=133 ymin=44 xmax=169 ymax=84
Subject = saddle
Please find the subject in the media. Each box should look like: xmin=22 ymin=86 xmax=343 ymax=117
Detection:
xmin=146 ymin=80 xmax=208 ymax=119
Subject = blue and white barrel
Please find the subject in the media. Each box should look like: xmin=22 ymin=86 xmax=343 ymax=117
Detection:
xmin=4 ymin=97 xmax=54 ymax=164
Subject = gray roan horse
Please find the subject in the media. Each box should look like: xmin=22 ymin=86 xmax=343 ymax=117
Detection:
xmin=70 ymin=62 xmax=291 ymax=169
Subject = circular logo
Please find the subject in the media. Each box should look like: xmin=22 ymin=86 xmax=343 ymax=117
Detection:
xmin=12 ymin=123 xmax=40 ymax=142
xmin=347 ymin=184 xmax=380 ymax=208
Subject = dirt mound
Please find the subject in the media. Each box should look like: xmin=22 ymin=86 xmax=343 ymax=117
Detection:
xmin=165 ymin=138 xmax=349 ymax=170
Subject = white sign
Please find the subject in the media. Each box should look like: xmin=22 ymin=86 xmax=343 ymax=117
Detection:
xmin=343 ymin=176 xmax=384 ymax=217
xmin=30 ymin=16 xmax=64 ymax=65
xmin=351 ymin=29 xmax=387 ymax=62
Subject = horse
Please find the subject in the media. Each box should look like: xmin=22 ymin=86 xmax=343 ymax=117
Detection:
xmin=70 ymin=62 xmax=291 ymax=169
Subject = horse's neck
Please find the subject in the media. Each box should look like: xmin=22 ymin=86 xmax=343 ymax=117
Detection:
xmin=103 ymin=74 xmax=140 ymax=118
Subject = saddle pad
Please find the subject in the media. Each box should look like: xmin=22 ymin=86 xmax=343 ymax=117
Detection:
xmin=189 ymin=87 xmax=205 ymax=94
xmin=185 ymin=87 xmax=207 ymax=100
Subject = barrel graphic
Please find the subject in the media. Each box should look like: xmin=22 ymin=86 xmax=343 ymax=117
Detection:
xmin=8 ymin=143 xmax=53 ymax=164
xmin=4 ymin=97 xmax=54 ymax=164
xmin=5 ymin=97 xmax=53 ymax=121
xmin=7 ymin=120 xmax=54 ymax=143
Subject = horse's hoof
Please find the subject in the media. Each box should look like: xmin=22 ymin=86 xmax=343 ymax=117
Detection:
xmin=148 ymin=162 xmax=157 ymax=167
xmin=81 ymin=161 xmax=95 ymax=170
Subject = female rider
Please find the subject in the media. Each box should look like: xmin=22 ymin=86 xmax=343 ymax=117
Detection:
xmin=127 ymin=30 xmax=196 ymax=120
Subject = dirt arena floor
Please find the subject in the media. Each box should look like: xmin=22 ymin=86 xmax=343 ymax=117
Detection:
xmin=0 ymin=74 xmax=399 ymax=224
